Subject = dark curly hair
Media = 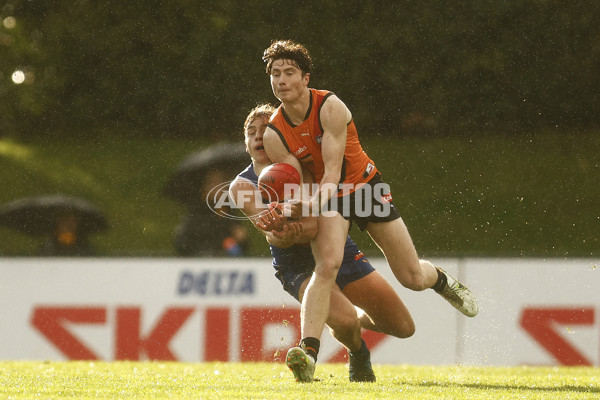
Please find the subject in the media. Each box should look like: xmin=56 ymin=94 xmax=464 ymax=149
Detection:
xmin=262 ymin=40 xmax=313 ymax=75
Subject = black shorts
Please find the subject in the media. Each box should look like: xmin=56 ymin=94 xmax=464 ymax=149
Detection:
xmin=326 ymin=173 xmax=401 ymax=231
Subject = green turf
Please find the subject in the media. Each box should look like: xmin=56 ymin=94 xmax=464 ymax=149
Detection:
xmin=1 ymin=130 xmax=598 ymax=257
xmin=0 ymin=134 xmax=204 ymax=256
xmin=0 ymin=361 xmax=598 ymax=399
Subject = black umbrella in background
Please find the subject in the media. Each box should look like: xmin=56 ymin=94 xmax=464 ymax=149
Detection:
xmin=162 ymin=142 xmax=249 ymax=207
xmin=0 ymin=194 xmax=108 ymax=236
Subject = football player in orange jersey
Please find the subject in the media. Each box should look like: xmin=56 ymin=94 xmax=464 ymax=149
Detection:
xmin=260 ymin=40 xmax=478 ymax=382
xmin=229 ymin=104 xmax=415 ymax=382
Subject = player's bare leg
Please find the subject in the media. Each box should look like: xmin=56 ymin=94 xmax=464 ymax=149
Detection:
xmin=342 ymin=270 xmax=415 ymax=338
xmin=291 ymin=254 xmax=375 ymax=382
xmin=324 ymin=286 xmax=362 ymax=351
xmin=297 ymin=280 xmax=362 ymax=353
xmin=366 ymin=218 xmax=435 ymax=290
xmin=366 ymin=218 xmax=478 ymax=317
xmin=303 ymin=212 xmax=349 ymax=338
xmin=288 ymin=212 xmax=348 ymax=382
xmin=324 ymin=285 xmax=375 ymax=382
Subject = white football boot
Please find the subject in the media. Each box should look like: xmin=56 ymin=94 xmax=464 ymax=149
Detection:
xmin=436 ymin=268 xmax=479 ymax=317
xmin=286 ymin=347 xmax=315 ymax=383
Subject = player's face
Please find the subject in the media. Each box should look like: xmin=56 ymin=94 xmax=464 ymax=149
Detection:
xmin=245 ymin=116 xmax=270 ymax=164
xmin=269 ymin=59 xmax=309 ymax=103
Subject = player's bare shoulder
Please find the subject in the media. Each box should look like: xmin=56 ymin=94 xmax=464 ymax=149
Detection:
xmin=262 ymin=125 xmax=287 ymax=158
xmin=263 ymin=124 xmax=277 ymax=140
xmin=321 ymin=94 xmax=352 ymax=127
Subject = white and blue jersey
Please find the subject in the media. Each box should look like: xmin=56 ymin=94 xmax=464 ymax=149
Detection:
xmin=236 ymin=164 xmax=375 ymax=300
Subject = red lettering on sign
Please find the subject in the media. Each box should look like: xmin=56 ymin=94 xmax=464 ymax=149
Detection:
xmin=31 ymin=305 xmax=390 ymax=363
xmin=240 ymin=307 xmax=301 ymax=361
xmin=114 ymin=307 xmax=194 ymax=361
xmin=31 ymin=307 xmax=106 ymax=360
xmin=520 ymin=307 xmax=594 ymax=366
xmin=204 ymin=308 xmax=230 ymax=361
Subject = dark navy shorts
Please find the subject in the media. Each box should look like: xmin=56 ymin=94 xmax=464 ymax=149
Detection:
xmin=271 ymin=237 xmax=375 ymax=301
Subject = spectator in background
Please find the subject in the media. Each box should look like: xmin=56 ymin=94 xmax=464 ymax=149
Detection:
xmin=0 ymin=194 xmax=107 ymax=257
xmin=174 ymin=169 xmax=249 ymax=257
xmin=39 ymin=209 xmax=94 ymax=256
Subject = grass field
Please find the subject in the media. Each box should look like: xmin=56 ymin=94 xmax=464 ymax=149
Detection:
xmin=1 ymin=361 xmax=599 ymax=399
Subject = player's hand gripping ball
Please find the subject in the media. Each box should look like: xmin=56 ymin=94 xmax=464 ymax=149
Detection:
xmin=257 ymin=163 xmax=300 ymax=202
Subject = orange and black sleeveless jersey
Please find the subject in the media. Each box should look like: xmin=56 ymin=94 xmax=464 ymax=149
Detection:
xmin=267 ymin=89 xmax=378 ymax=194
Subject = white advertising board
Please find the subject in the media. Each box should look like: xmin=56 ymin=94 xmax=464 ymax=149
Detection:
xmin=0 ymin=257 xmax=598 ymax=366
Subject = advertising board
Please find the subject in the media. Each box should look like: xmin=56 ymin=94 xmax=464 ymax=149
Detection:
xmin=0 ymin=258 xmax=597 ymax=366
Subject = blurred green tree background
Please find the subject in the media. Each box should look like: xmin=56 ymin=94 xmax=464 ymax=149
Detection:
xmin=3 ymin=0 xmax=599 ymax=138
xmin=1 ymin=1 xmax=598 ymax=257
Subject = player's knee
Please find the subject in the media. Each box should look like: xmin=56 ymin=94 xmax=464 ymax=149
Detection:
xmin=339 ymin=312 xmax=361 ymax=333
xmin=419 ymin=259 xmax=435 ymax=271
xmin=328 ymin=313 xmax=361 ymax=340
xmin=314 ymin=257 xmax=342 ymax=282
xmin=400 ymin=271 xmax=428 ymax=291
xmin=385 ymin=316 xmax=415 ymax=339
xmin=399 ymin=319 xmax=416 ymax=338
xmin=403 ymin=260 xmax=435 ymax=291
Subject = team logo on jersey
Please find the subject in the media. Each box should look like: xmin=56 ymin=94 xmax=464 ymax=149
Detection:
xmin=381 ymin=193 xmax=393 ymax=204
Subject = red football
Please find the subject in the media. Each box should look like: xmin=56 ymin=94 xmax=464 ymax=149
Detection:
xmin=257 ymin=163 xmax=301 ymax=201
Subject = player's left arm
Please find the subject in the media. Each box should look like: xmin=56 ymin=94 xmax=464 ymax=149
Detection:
xmin=312 ymin=95 xmax=348 ymax=209
xmin=229 ymin=176 xmax=317 ymax=248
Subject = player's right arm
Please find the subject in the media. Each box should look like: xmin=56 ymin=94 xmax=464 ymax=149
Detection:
xmin=263 ymin=126 xmax=315 ymax=219
xmin=263 ymin=127 xmax=303 ymax=181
